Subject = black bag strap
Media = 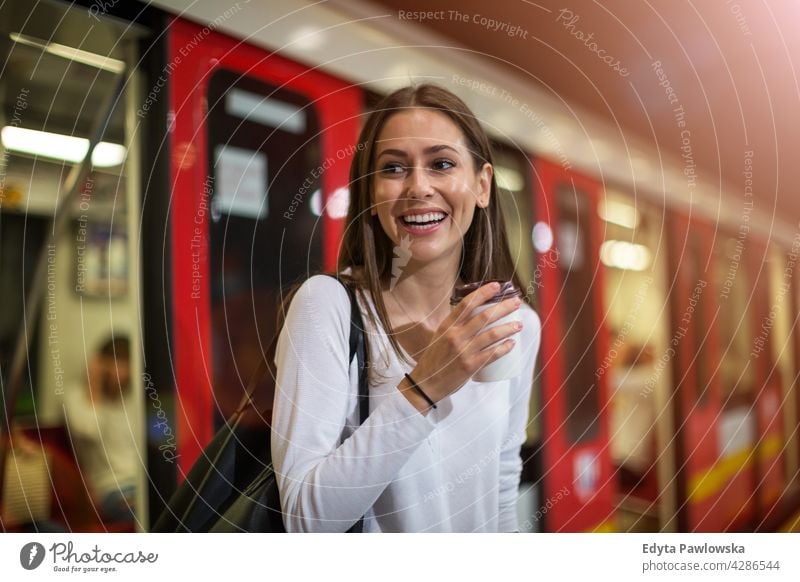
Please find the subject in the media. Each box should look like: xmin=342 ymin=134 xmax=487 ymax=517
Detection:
xmin=233 ymin=273 xmax=368 ymax=421
xmin=221 ymin=273 xmax=370 ymax=532
xmin=326 ymin=274 xmax=369 ymax=533
xmin=336 ymin=275 xmax=370 ymax=427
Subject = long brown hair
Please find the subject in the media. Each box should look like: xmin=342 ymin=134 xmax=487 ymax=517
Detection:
xmin=272 ymin=83 xmax=528 ymax=380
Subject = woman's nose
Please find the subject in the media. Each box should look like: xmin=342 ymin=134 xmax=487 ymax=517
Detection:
xmin=406 ymin=166 xmax=434 ymax=198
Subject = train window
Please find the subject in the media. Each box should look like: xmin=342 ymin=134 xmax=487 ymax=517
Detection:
xmin=556 ymin=183 xmax=600 ymax=443
xmin=206 ymin=70 xmax=324 ymax=427
xmin=226 ymin=89 xmax=307 ymax=134
xmin=714 ymin=235 xmax=754 ymax=407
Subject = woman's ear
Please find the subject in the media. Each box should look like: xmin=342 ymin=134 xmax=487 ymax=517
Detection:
xmin=476 ymin=163 xmax=493 ymax=208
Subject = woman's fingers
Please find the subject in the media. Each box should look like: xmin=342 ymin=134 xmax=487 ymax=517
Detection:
xmin=462 ymin=296 xmax=521 ymax=337
xmin=416 ymin=283 xmax=524 ymax=399
xmin=451 ymin=282 xmax=501 ymax=325
xmin=470 ymin=320 xmax=523 ymax=352
xmin=474 ymin=338 xmax=517 ymax=371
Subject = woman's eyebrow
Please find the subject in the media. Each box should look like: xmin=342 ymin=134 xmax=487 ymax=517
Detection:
xmin=376 ymin=144 xmax=459 ymax=160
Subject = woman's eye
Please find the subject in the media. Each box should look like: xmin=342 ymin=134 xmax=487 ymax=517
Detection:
xmin=380 ymin=162 xmax=405 ymax=175
xmin=432 ymin=159 xmax=455 ymax=171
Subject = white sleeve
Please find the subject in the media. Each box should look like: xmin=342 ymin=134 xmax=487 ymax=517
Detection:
xmin=62 ymin=382 xmax=99 ymax=441
xmin=497 ymin=305 xmax=541 ymax=532
xmin=270 ymin=275 xmax=436 ymax=532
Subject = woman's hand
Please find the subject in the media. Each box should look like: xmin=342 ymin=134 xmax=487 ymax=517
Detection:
xmin=401 ymin=282 xmax=523 ymax=412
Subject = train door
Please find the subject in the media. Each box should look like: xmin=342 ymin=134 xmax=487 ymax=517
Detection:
xmin=164 ymin=18 xmax=362 ymax=493
xmin=598 ymin=191 xmax=673 ymax=531
xmin=532 ymin=157 xmax=614 ymax=532
xmin=749 ymin=242 xmax=788 ymax=525
xmin=670 ymin=216 xmax=744 ymax=531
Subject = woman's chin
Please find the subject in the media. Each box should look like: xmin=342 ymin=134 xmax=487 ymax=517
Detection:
xmin=394 ymin=244 xmax=461 ymax=268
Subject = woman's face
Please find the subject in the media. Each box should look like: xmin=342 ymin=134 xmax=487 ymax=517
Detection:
xmin=370 ymin=108 xmax=492 ymax=266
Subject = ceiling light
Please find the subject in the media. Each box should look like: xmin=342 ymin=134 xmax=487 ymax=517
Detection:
xmin=91 ymin=142 xmax=127 ymax=167
xmin=2 ymin=126 xmax=87 ymax=163
xmin=598 ymin=199 xmax=640 ymax=229
xmin=1 ymin=126 xmax=126 ymax=168
xmin=600 ymin=240 xmax=651 ymax=271
xmin=10 ymin=32 xmax=125 ymax=74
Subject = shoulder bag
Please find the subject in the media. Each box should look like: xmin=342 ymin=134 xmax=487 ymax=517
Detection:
xmin=151 ymin=274 xmax=369 ymax=532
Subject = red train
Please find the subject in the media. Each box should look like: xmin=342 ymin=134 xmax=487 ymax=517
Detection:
xmin=159 ymin=13 xmax=800 ymax=531
xmin=1 ymin=0 xmax=798 ymax=532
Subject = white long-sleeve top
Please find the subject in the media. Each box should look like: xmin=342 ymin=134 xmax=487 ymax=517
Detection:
xmin=271 ymin=274 xmax=541 ymax=532
xmin=62 ymin=385 xmax=139 ymax=499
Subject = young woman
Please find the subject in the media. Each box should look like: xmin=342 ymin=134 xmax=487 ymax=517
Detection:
xmin=271 ymin=84 xmax=541 ymax=532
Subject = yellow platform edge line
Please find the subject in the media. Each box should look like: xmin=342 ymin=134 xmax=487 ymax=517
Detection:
xmin=688 ymin=435 xmax=783 ymax=505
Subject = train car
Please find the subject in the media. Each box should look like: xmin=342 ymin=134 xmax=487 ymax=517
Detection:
xmin=0 ymin=0 xmax=798 ymax=533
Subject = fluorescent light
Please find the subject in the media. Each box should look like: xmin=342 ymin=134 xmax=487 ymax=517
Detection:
xmin=1 ymin=126 xmax=126 ymax=168
xmin=91 ymin=142 xmax=127 ymax=167
xmin=598 ymin=199 xmax=640 ymax=229
xmin=2 ymin=126 xmax=87 ymax=162
xmin=10 ymin=33 xmax=125 ymax=74
xmin=494 ymin=165 xmax=525 ymax=192
xmin=600 ymin=240 xmax=651 ymax=271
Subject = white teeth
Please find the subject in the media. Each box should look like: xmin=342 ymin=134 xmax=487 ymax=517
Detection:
xmin=402 ymin=212 xmax=446 ymax=224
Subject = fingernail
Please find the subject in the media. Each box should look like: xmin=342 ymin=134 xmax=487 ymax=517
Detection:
xmin=491 ymin=282 xmax=501 ymax=291
xmin=515 ymin=322 xmax=523 ymax=330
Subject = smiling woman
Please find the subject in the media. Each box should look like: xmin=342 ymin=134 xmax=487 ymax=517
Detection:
xmin=370 ymin=108 xmax=492 ymax=273
xmin=270 ymin=84 xmax=541 ymax=532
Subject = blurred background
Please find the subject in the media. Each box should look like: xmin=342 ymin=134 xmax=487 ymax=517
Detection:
xmin=1 ymin=0 xmax=799 ymax=533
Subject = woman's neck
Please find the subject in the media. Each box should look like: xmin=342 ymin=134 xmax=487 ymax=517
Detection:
xmin=382 ymin=255 xmax=462 ymax=326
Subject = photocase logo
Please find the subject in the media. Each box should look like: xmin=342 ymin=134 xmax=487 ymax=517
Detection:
xmin=20 ymin=542 xmax=46 ymax=570
xmin=390 ymin=234 xmax=413 ymax=290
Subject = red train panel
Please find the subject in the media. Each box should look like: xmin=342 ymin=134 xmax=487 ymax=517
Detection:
xmin=167 ymin=18 xmax=362 ymax=473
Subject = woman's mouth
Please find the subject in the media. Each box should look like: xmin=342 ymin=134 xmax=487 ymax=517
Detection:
xmin=398 ymin=211 xmax=448 ymax=235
